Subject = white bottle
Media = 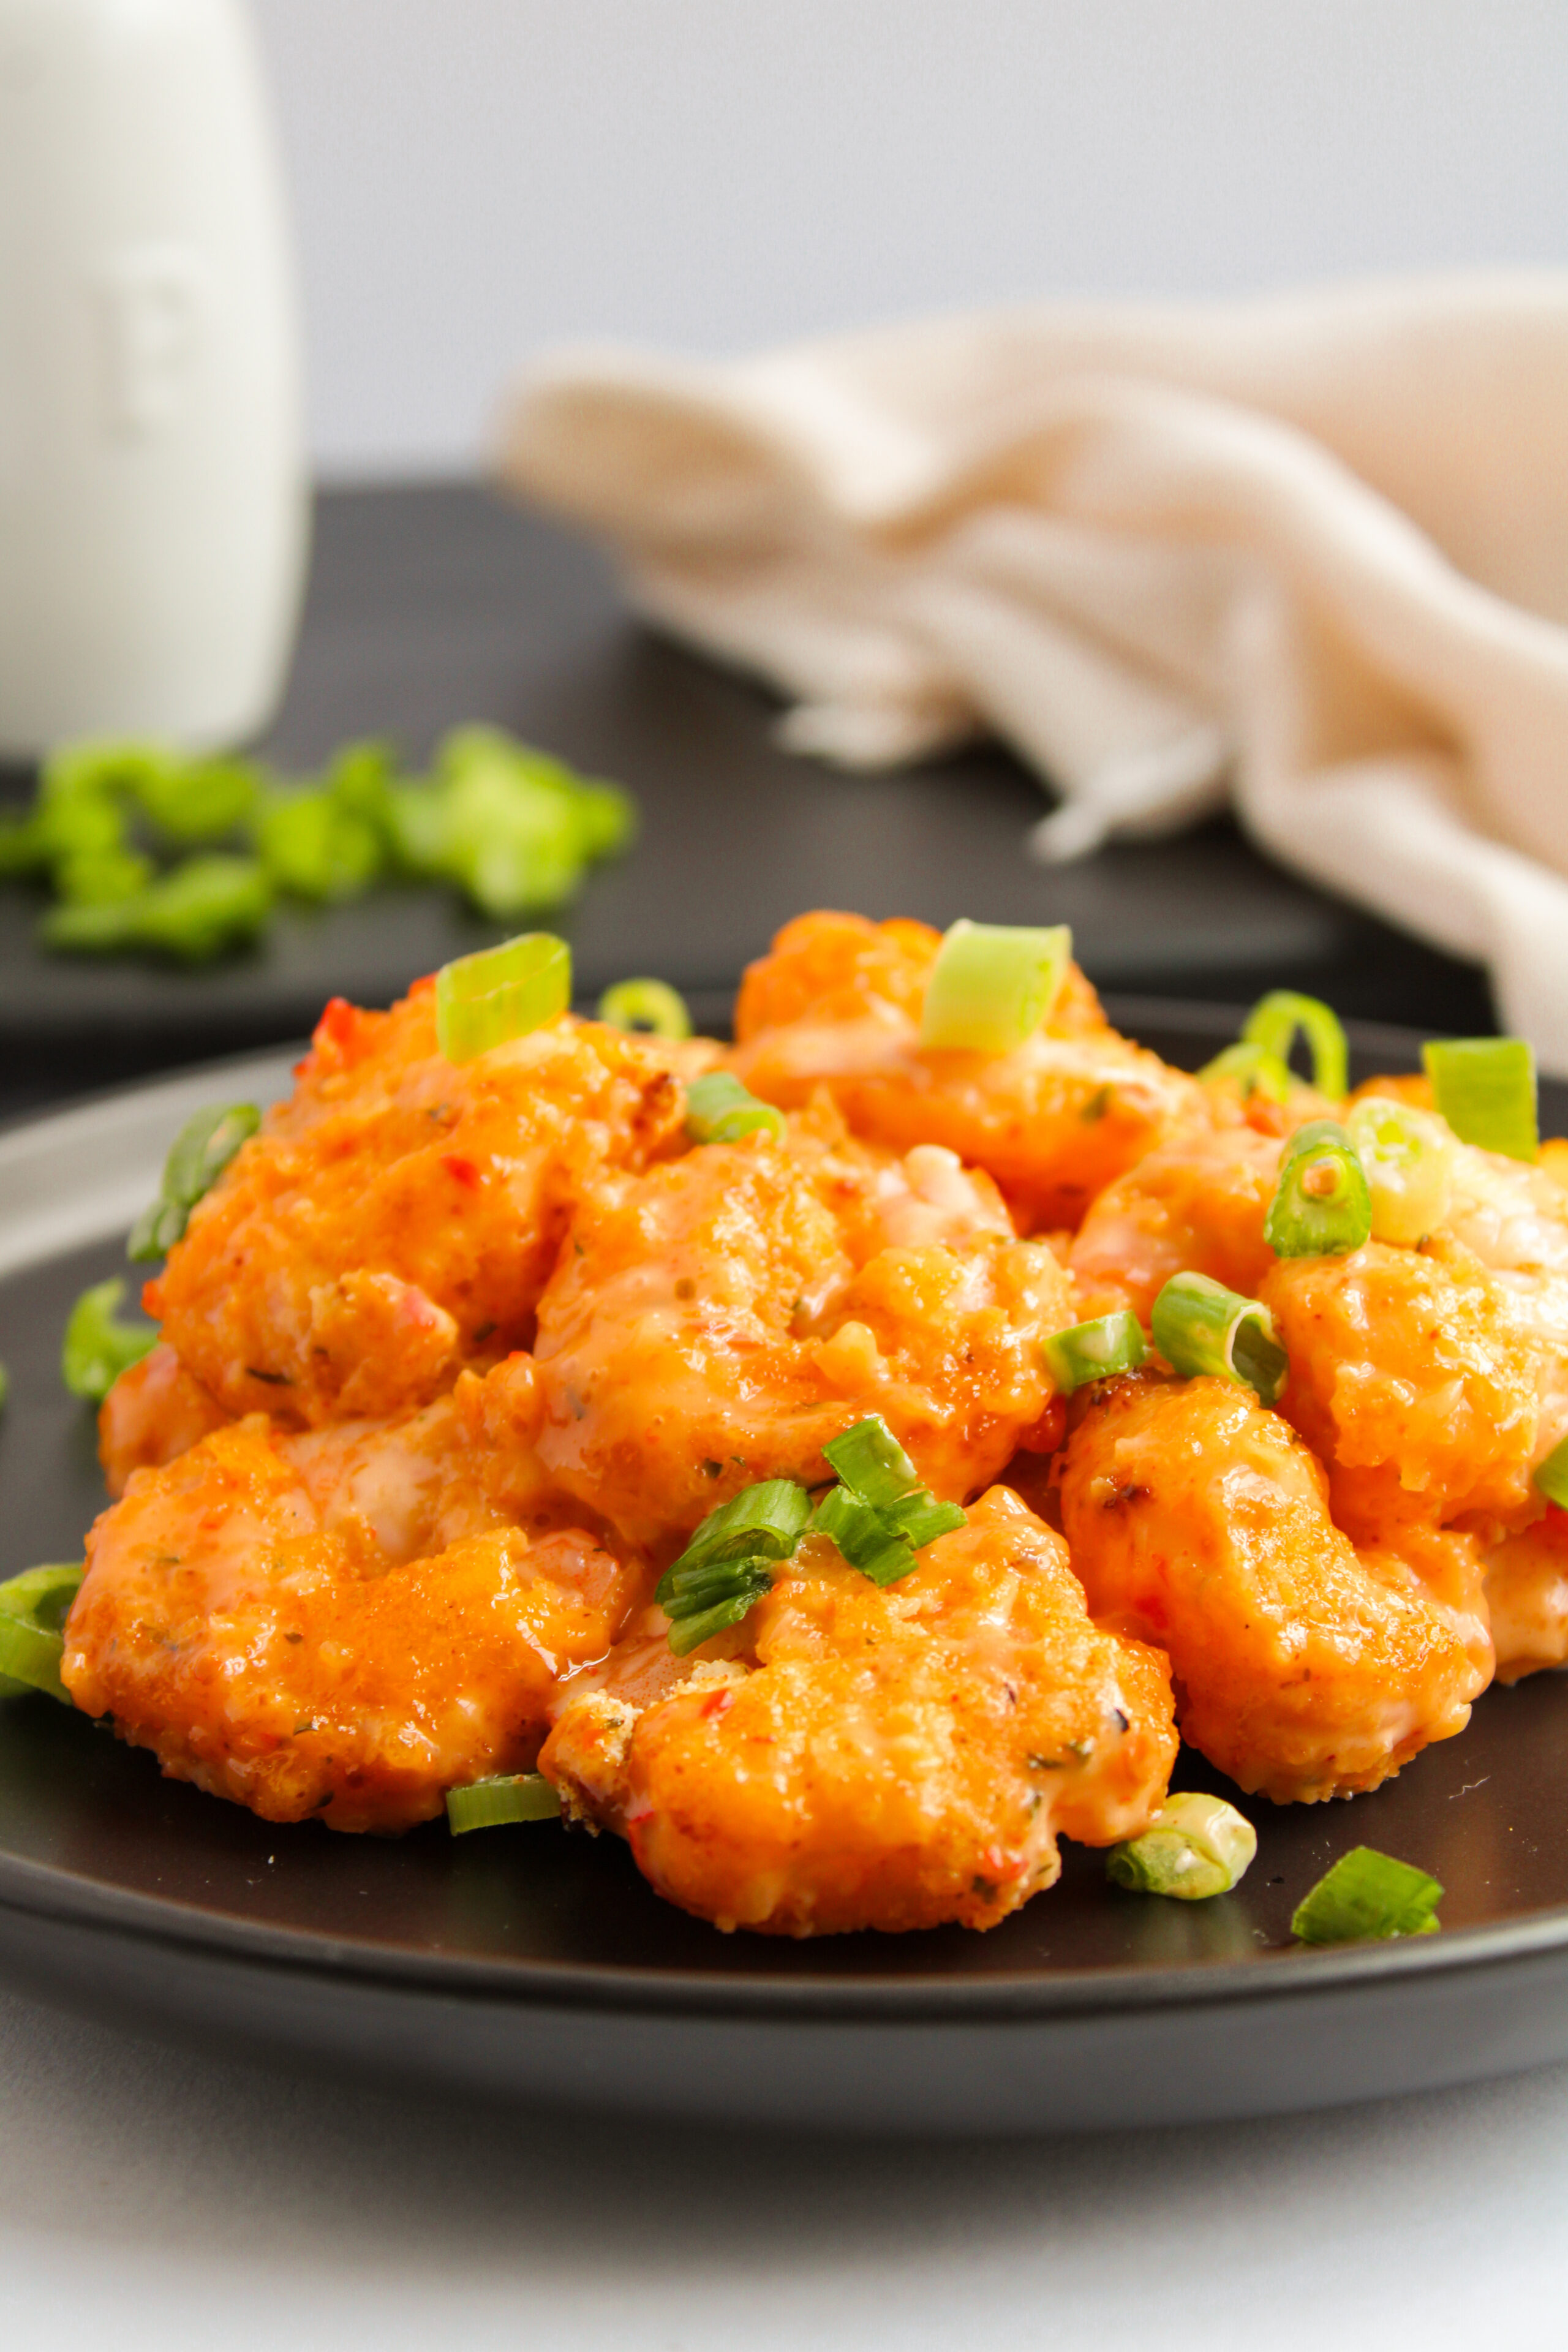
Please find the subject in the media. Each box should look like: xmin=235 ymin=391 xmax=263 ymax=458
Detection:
xmin=0 ymin=0 xmax=308 ymax=756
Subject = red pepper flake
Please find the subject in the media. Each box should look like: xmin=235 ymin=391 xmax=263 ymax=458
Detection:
xmin=442 ymin=1153 xmax=481 ymax=1191
xmin=699 ymin=1687 xmax=734 ymax=1722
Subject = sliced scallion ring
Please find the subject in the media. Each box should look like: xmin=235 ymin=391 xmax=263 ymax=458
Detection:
xmin=445 ymin=1771 xmax=561 ymax=1833
xmin=810 ymin=1483 xmax=918 ymax=1586
xmin=1264 ymin=1119 xmax=1372 ymax=1259
xmin=597 ymin=977 xmax=692 ymax=1040
xmin=61 ymin=1279 xmax=157 ymax=1403
xmin=435 ymin=932 xmax=571 ymax=1064
xmin=1106 ymin=1792 xmax=1257 ymax=1900
xmin=1534 ymin=1432 xmax=1568 ymax=1510
xmin=1423 ymin=1036 xmax=1538 ymax=1162
xmin=821 ymin=1413 xmax=921 ymax=1511
xmin=918 ymin=920 xmax=1071 ymax=1055
xmin=1041 ymin=1311 xmax=1147 ymax=1393
xmin=684 ymin=1071 xmax=786 ymax=1146
xmin=1291 ymin=1845 xmax=1443 ymax=1943
xmin=1196 ymin=1039 xmax=1293 ymax=1103
xmin=879 ymin=1490 xmax=968 ymax=1548
xmin=1150 ymin=1272 xmax=1287 ymax=1404
xmin=662 ymin=1479 xmax=812 ymax=1578
xmin=0 ymin=1564 xmax=84 ymax=1703
xmin=1344 ymin=1095 xmax=1456 ymax=1245
xmin=1241 ymin=991 xmax=1349 ymax=1102
xmin=128 ymin=1101 xmax=261 ymax=1262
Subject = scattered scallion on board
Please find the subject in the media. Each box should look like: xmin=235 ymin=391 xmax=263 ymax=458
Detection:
xmin=61 ymin=1279 xmax=157 ymax=1403
xmin=0 ymin=1564 xmax=84 ymax=1704
xmin=1041 ymin=1311 xmax=1147 ymax=1394
xmin=1107 ymin=1793 xmax=1257 ymax=1900
xmin=1150 ymin=1272 xmax=1288 ymax=1404
xmin=1291 ymin=1847 xmax=1444 ymax=1943
xmin=445 ymin=1772 xmax=562 ymax=1833
xmin=1423 ymin=1036 xmax=1538 ymax=1162
xmin=128 ymin=1102 xmax=261 ymax=1261
xmin=918 ymin=920 xmax=1072 ymax=1055
xmin=1263 ymin=1119 xmax=1372 ymax=1258
xmin=2 ymin=726 xmax=635 ymax=965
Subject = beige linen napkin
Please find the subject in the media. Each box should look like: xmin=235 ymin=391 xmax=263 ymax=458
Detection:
xmin=497 ymin=274 xmax=1568 ymax=1067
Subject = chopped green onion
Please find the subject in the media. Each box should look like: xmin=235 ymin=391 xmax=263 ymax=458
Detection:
xmin=134 ymin=755 xmax=260 ymax=843
xmin=1107 ymin=1792 xmax=1257 ymax=1899
xmin=574 ymin=780 xmax=637 ymax=860
xmin=657 ymin=1555 xmax=776 ymax=1654
xmin=1196 ymin=1039 xmax=1293 ymax=1102
xmin=1241 ymin=991 xmax=1349 ymax=1102
xmin=822 ymin=1414 xmax=921 ymax=1510
xmin=435 ymin=932 xmax=571 ymax=1064
xmin=61 ymin=1279 xmax=157 ymax=1403
xmin=880 ymin=1490 xmax=968 ymax=1548
xmin=598 ymin=978 xmax=693 ymax=1040
xmin=55 ymin=846 xmax=155 ymax=906
xmin=1345 ymin=1096 xmax=1456 ymax=1245
xmin=1291 ymin=1846 xmax=1444 ymax=1943
xmin=684 ymin=1071 xmax=786 ymax=1146
xmin=1423 ymin=1037 xmax=1538 ymax=1162
xmin=445 ymin=1772 xmax=561 ymax=1833
xmin=663 ymin=1479 xmax=813 ymax=1578
xmin=40 ymin=854 xmax=273 ymax=963
xmin=1264 ymin=1119 xmax=1372 ymax=1259
xmin=1151 ymin=1272 xmax=1287 ymax=1404
xmin=1534 ymin=1432 xmax=1568 ymax=1509
xmin=918 ymin=920 xmax=1072 ymax=1055
xmin=811 ymin=1483 xmax=918 ymax=1586
xmin=1041 ymin=1311 xmax=1148 ymax=1393
xmin=129 ymin=1102 xmax=261 ymax=1261
xmin=252 ymin=789 xmax=383 ymax=902
xmin=0 ymin=1564 xmax=83 ymax=1704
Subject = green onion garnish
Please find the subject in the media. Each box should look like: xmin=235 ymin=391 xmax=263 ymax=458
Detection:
xmin=252 ymin=788 xmax=383 ymax=903
xmin=1041 ymin=1311 xmax=1148 ymax=1393
xmin=598 ymin=978 xmax=693 ymax=1040
xmin=128 ymin=1102 xmax=261 ymax=1262
xmin=1150 ymin=1272 xmax=1287 ymax=1404
xmin=0 ymin=1564 xmax=83 ymax=1704
xmin=684 ymin=1071 xmax=786 ymax=1146
xmin=1344 ymin=1095 xmax=1456 ymax=1245
xmin=61 ymin=1280 xmax=158 ymax=1403
xmin=1107 ymin=1792 xmax=1257 ymax=1900
xmin=1291 ymin=1846 xmax=1444 ymax=1943
xmin=1196 ymin=1039 xmax=1293 ymax=1102
xmin=821 ymin=1415 xmax=921 ymax=1511
xmin=41 ymin=854 xmax=274 ymax=963
xmin=1423 ymin=1036 xmax=1538 ymax=1162
xmin=445 ymin=1772 xmax=562 ymax=1833
xmin=655 ymin=1478 xmax=812 ymax=1654
xmin=1533 ymin=1432 xmax=1568 ymax=1509
xmin=435 ymin=932 xmax=571 ymax=1064
xmin=1263 ymin=1119 xmax=1372 ymax=1259
xmin=1240 ymin=991 xmax=1349 ymax=1102
xmin=879 ymin=1490 xmax=968 ymax=1548
xmin=918 ymin=919 xmax=1072 ymax=1055
xmin=810 ymin=1483 xmax=922 ymax=1586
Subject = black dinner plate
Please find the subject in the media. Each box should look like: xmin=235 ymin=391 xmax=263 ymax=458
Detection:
xmin=2 ymin=1008 xmax=1567 ymax=2135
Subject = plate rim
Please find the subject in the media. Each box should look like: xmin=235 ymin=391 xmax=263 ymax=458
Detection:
xmin=5 ymin=1006 xmax=1567 ymax=2031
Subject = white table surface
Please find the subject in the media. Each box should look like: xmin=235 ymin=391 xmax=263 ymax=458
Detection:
xmin=2 ymin=1983 xmax=1563 ymax=2351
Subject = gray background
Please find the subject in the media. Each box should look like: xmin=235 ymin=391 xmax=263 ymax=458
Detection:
xmin=251 ymin=0 xmax=1568 ymax=477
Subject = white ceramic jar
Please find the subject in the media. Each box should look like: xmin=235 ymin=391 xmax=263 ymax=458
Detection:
xmin=0 ymin=0 xmax=308 ymax=756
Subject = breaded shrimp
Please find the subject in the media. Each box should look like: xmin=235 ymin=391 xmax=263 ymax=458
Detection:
xmin=99 ymin=1342 xmax=230 ymax=1496
xmin=1057 ymin=1375 xmax=1490 ymax=1803
xmin=1070 ymin=1121 xmax=1284 ymax=1323
xmin=541 ymin=1485 xmax=1176 ymax=1936
xmin=64 ymin=1355 xmax=644 ymax=1831
xmin=530 ymin=1109 xmax=1077 ymax=1551
xmin=1483 ymin=1508 xmax=1568 ymax=1683
xmin=728 ymin=911 xmax=1202 ymax=1230
xmin=148 ymin=986 xmax=715 ymax=1427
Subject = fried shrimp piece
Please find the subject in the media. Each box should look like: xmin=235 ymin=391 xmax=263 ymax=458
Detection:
xmin=728 ymin=911 xmax=1202 ymax=1230
xmin=99 ymin=1341 xmax=230 ymax=1496
xmin=541 ymin=1486 xmax=1176 ymax=1936
xmin=1261 ymin=1237 xmax=1542 ymax=1536
xmin=63 ymin=1355 xmax=644 ymax=1831
xmin=1070 ymin=1121 xmax=1284 ymax=1322
xmin=1483 ymin=1509 xmax=1568 ymax=1683
xmin=530 ymin=1111 xmax=1076 ymax=1551
xmin=148 ymin=986 xmax=715 ymax=1428
xmin=1058 ymin=1376 xmax=1490 ymax=1803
